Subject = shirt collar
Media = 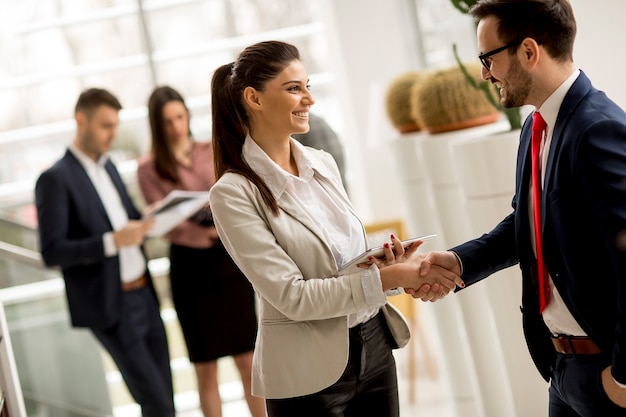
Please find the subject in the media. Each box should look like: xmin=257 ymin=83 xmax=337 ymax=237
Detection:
xmin=242 ymin=134 xmax=333 ymax=199
xmin=536 ymin=68 xmax=580 ymax=129
xmin=69 ymin=144 xmax=110 ymax=171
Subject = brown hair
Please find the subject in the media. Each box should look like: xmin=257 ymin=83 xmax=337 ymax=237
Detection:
xmin=470 ymin=0 xmax=576 ymax=62
xmin=75 ymin=88 xmax=122 ymax=117
xmin=210 ymin=40 xmax=301 ymax=215
xmin=147 ymin=86 xmax=192 ymax=183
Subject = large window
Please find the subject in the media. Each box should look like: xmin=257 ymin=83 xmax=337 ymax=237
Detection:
xmin=0 ymin=0 xmax=339 ymax=231
xmin=0 ymin=0 xmax=336 ymax=185
xmin=411 ymin=0 xmax=477 ymax=69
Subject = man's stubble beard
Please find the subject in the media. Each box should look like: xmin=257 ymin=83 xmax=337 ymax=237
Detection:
xmin=501 ymin=55 xmax=532 ymax=109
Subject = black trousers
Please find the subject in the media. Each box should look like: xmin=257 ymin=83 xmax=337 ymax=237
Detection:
xmin=266 ymin=311 xmax=400 ymax=417
xmin=549 ymin=353 xmax=626 ymax=417
xmin=91 ymin=286 xmax=175 ymax=417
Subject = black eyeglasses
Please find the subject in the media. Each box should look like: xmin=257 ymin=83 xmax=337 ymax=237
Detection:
xmin=478 ymin=40 xmax=522 ymax=71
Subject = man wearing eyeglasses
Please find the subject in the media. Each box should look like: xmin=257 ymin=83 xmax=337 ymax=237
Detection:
xmin=412 ymin=1 xmax=626 ymax=415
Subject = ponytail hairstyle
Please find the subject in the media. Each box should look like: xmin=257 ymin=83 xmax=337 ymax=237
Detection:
xmin=210 ymin=40 xmax=301 ymax=216
xmin=148 ymin=85 xmax=192 ymax=183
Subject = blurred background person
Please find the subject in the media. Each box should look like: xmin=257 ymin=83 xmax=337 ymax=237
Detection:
xmin=293 ymin=112 xmax=348 ymax=191
xmin=136 ymin=86 xmax=265 ymax=417
xmin=35 ymin=87 xmax=175 ymax=417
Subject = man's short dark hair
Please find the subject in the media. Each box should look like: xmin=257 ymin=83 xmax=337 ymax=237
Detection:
xmin=74 ymin=88 xmax=122 ymax=116
xmin=470 ymin=0 xmax=576 ymax=62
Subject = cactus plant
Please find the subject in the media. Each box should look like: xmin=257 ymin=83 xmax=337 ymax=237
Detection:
xmin=384 ymin=70 xmax=429 ymax=133
xmin=411 ymin=63 xmax=501 ymax=134
xmin=449 ymin=0 xmax=522 ymax=130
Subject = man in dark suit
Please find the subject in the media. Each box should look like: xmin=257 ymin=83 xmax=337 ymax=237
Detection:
xmin=35 ymin=88 xmax=175 ymax=417
xmin=414 ymin=1 xmax=626 ymax=416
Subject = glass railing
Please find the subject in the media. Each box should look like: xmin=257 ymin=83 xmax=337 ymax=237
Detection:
xmin=0 ymin=175 xmax=250 ymax=416
xmin=0 ymin=183 xmax=142 ymax=416
xmin=0 ymin=239 xmax=114 ymax=417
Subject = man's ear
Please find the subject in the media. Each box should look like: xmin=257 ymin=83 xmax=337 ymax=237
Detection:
xmin=521 ymin=37 xmax=541 ymax=68
xmin=75 ymin=111 xmax=87 ymax=131
xmin=243 ymin=86 xmax=262 ymax=110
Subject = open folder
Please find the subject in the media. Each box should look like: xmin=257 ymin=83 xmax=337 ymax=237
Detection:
xmin=143 ymin=190 xmax=210 ymax=237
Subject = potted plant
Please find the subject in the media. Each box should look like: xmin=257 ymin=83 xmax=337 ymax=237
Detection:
xmin=450 ymin=0 xmax=522 ymax=130
xmin=384 ymin=70 xmax=428 ymax=134
xmin=410 ymin=62 xmax=501 ymax=134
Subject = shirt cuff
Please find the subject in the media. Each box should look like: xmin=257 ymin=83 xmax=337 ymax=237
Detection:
xmin=361 ymin=265 xmax=387 ymax=307
xmin=103 ymin=232 xmax=118 ymax=257
xmin=450 ymin=250 xmax=463 ymax=275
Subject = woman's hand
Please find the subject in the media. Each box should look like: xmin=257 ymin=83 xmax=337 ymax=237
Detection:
xmin=366 ymin=234 xmax=424 ymax=269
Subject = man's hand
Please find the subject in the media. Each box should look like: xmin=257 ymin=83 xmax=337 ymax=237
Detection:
xmin=378 ymin=251 xmax=463 ymax=296
xmin=420 ymin=251 xmax=462 ymax=276
xmin=405 ymin=251 xmax=463 ymax=301
xmin=602 ymin=366 xmax=626 ymax=408
xmin=113 ymin=219 xmax=155 ymax=248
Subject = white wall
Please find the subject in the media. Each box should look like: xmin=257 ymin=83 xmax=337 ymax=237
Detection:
xmin=321 ymin=0 xmax=420 ymax=224
xmin=570 ymin=0 xmax=626 ymax=108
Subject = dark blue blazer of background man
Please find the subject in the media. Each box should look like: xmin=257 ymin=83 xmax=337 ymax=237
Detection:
xmin=452 ymin=71 xmax=626 ymax=386
xmin=35 ymin=149 xmax=175 ymax=416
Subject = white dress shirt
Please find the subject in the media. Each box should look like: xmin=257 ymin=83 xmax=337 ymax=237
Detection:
xmin=242 ymin=135 xmax=386 ymax=327
xmin=69 ymin=145 xmax=146 ymax=283
xmin=530 ymin=69 xmax=587 ymax=337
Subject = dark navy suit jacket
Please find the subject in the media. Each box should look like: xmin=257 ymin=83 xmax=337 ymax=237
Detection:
xmin=35 ymin=150 xmax=156 ymax=329
xmin=451 ymin=71 xmax=626 ymax=384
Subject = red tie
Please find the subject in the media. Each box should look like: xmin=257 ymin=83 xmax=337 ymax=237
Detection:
xmin=531 ymin=111 xmax=549 ymax=312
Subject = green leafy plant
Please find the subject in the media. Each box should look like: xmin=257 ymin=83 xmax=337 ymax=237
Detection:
xmin=449 ymin=0 xmax=522 ymax=130
xmin=450 ymin=0 xmax=475 ymax=14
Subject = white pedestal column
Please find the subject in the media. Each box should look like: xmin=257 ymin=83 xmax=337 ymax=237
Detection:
xmin=388 ymin=132 xmax=442 ymax=239
xmin=415 ymin=121 xmax=526 ymax=417
xmin=390 ymin=132 xmax=484 ymax=417
xmin=451 ymin=129 xmax=549 ymax=417
xmin=415 ymin=121 xmax=509 ymax=247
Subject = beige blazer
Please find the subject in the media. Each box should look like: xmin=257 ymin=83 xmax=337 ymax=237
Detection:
xmin=209 ymin=147 xmax=410 ymax=399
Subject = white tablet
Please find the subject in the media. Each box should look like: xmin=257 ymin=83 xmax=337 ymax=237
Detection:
xmin=338 ymin=233 xmax=437 ymax=275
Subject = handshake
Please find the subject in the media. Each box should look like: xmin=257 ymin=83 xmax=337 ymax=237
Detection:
xmin=404 ymin=250 xmax=464 ymax=301
xmin=372 ymin=236 xmax=464 ymax=302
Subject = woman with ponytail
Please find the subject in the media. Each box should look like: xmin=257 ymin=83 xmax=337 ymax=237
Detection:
xmin=208 ymin=40 xmax=463 ymax=417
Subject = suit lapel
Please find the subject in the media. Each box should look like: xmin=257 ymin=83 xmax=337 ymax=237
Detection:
xmin=519 ymin=120 xmax=533 ymax=201
xmin=517 ymin=115 xmax=534 ymax=225
xmin=105 ymin=160 xmax=137 ymax=219
xmin=543 ymin=72 xmax=591 ymax=198
xmin=65 ymin=151 xmax=139 ymax=224
xmin=65 ymin=151 xmax=111 ymax=224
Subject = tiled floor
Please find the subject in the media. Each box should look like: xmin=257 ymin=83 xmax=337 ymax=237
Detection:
xmin=111 ymin=273 xmax=458 ymax=417
xmin=171 ymin=344 xmax=456 ymax=417
xmin=112 ymin=304 xmax=457 ymax=417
